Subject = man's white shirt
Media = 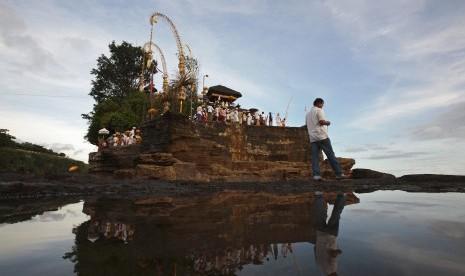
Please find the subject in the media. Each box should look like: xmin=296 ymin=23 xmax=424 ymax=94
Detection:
xmin=306 ymin=106 xmax=329 ymax=142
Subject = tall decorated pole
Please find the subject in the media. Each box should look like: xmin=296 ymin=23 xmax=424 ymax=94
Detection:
xmin=143 ymin=42 xmax=169 ymax=93
xmin=149 ymin=12 xmax=186 ymax=77
xmin=149 ymin=12 xmax=186 ymax=113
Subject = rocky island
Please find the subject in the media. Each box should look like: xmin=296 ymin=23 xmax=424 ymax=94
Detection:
xmin=89 ymin=113 xmax=355 ymax=182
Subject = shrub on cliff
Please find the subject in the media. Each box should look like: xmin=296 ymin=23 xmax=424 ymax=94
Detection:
xmin=82 ymin=41 xmax=152 ymax=145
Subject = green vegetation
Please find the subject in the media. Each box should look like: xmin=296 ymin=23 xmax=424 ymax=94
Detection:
xmin=82 ymin=41 xmax=200 ymax=145
xmin=0 ymin=129 xmax=87 ymax=175
xmin=81 ymin=41 xmax=152 ymax=145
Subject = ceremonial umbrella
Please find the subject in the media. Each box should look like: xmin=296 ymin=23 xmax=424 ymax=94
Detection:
xmin=98 ymin=128 xmax=110 ymax=135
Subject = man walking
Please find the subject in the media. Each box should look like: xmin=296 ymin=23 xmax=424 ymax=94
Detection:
xmin=306 ymin=98 xmax=344 ymax=180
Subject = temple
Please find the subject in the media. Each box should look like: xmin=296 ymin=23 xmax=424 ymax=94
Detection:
xmin=87 ymin=12 xmax=355 ymax=182
xmin=206 ymin=85 xmax=242 ymax=102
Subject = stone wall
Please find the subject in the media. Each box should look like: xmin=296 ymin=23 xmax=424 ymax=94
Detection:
xmin=89 ymin=113 xmax=354 ymax=181
xmin=88 ymin=145 xmax=141 ymax=175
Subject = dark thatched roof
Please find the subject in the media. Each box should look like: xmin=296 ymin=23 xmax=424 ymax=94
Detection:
xmin=207 ymin=85 xmax=242 ymax=102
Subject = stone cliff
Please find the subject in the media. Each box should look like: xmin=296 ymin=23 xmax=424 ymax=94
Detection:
xmin=89 ymin=113 xmax=354 ymax=181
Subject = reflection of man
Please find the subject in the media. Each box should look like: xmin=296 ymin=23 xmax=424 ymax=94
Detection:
xmin=313 ymin=192 xmax=346 ymax=276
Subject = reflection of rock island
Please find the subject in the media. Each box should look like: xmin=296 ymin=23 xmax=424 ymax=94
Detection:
xmin=65 ymin=191 xmax=358 ymax=275
xmin=89 ymin=112 xmax=355 ymax=182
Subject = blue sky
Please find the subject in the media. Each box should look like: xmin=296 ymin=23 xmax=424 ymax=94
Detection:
xmin=1 ymin=0 xmax=465 ymax=176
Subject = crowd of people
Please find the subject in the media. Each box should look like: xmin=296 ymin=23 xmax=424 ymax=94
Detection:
xmin=189 ymin=243 xmax=295 ymax=274
xmin=86 ymin=220 xmax=135 ymax=244
xmin=193 ymin=100 xmax=287 ymax=127
xmin=97 ymin=127 xmax=142 ymax=151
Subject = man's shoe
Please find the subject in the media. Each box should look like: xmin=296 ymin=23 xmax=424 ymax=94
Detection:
xmin=313 ymin=176 xmax=323 ymax=181
xmin=336 ymin=174 xmax=349 ymax=180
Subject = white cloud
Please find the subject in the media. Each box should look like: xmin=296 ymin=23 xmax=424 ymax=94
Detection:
xmin=323 ymin=0 xmax=465 ymax=129
xmin=371 ymin=235 xmax=465 ymax=274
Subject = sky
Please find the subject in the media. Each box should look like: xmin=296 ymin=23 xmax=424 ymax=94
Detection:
xmin=1 ymin=0 xmax=465 ymax=176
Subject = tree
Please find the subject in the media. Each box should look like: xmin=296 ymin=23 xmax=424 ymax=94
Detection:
xmin=0 ymin=129 xmax=16 ymax=147
xmin=82 ymin=41 xmax=155 ymax=145
xmin=89 ymin=41 xmax=147 ymax=103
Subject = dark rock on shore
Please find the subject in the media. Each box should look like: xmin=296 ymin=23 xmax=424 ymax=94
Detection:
xmin=1 ymin=172 xmax=465 ymax=202
xmin=398 ymin=174 xmax=465 ymax=183
xmin=352 ymin=168 xmax=395 ymax=180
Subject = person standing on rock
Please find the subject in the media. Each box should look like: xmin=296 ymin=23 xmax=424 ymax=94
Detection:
xmin=306 ymin=98 xmax=345 ymax=181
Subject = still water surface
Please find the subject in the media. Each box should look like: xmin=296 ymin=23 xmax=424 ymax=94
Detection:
xmin=0 ymin=191 xmax=464 ymax=276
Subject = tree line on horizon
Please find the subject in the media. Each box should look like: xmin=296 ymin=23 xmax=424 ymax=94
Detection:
xmin=0 ymin=129 xmax=66 ymax=157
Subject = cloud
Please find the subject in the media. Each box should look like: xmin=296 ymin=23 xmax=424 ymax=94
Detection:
xmin=343 ymin=144 xmax=389 ymax=153
xmin=373 ymin=201 xmax=438 ymax=208
xmin=351 ymin=89 xmax=462 ymax=129
xmin=63 ymin=37 xmax=93 ymax=50
xmin=35 ymin=212 xmax=66 ymax=222
xmin=343 ymin=146 xmax=369 ymax=153
xmin=175 ymin=0 xmax=268 ymax=15
xmin=45 ymin=143 xmax=76 ymax=153
xmin=0 ymin=3 xmax=65 ymax=77
xmin=322 ymin=0 xmax=465 ymax=129
xmin=371 ymin=234 xmax=465 ymax=274
xmin=411 ymin=101 xmax=465 ymax=140
xmin=430 ymin=220 xmax=465 ymax=240
xmin=366 ymin=151 xmax=429 ymax=160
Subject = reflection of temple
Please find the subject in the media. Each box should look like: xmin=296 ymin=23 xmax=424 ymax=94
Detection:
xmin=65 ymin=191 xmax=358 ymax=275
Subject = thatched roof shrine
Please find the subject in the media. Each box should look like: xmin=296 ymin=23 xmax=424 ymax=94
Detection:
xmin=206 ymin=85 xmax=242 ymax=102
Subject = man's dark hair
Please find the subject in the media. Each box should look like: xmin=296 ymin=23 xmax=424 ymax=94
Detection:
xmin=313 ymin=98 xmax=324 ymax=106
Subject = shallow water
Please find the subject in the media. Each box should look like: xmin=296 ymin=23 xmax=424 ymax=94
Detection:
xmin=1 ymin=191 xmax=465 ymax=276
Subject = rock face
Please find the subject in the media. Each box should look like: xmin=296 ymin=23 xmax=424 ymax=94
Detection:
xmin=322 ymin=157 xmax=355 ymax=178
xmin=89 ymin=145 xmax=141 ymax=175
xmin=89 ymin=113 xmax=355 ymax=181
xmin=351 ymin=168 xmax=396 ymax=180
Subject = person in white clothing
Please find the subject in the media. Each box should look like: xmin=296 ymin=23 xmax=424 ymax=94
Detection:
xmin=215 ymin=106 xmax=220 ymax=121
xmin=232 ymin=109 xmax=239 ymax=124
xmin=247 ymin=113 xmax=252 ymax=125
xmin=275 ymin=113 xmax=281 ymax=127
xmin=305 ymin=98 xmax=343 ymax=181
xmin=313 ymin=192 xmax=345 ymax=276
xmin=254 ymin=112 xmax=260 ymax=126
xmin=207 ymin=105 xmax=214 ymax=121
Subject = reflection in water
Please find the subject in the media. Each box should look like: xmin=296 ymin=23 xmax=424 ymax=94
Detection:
xmin=314 ymin=193 xmax=345 ymax=276
xmin=63 ymin=191 xmax=358 ymax=275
